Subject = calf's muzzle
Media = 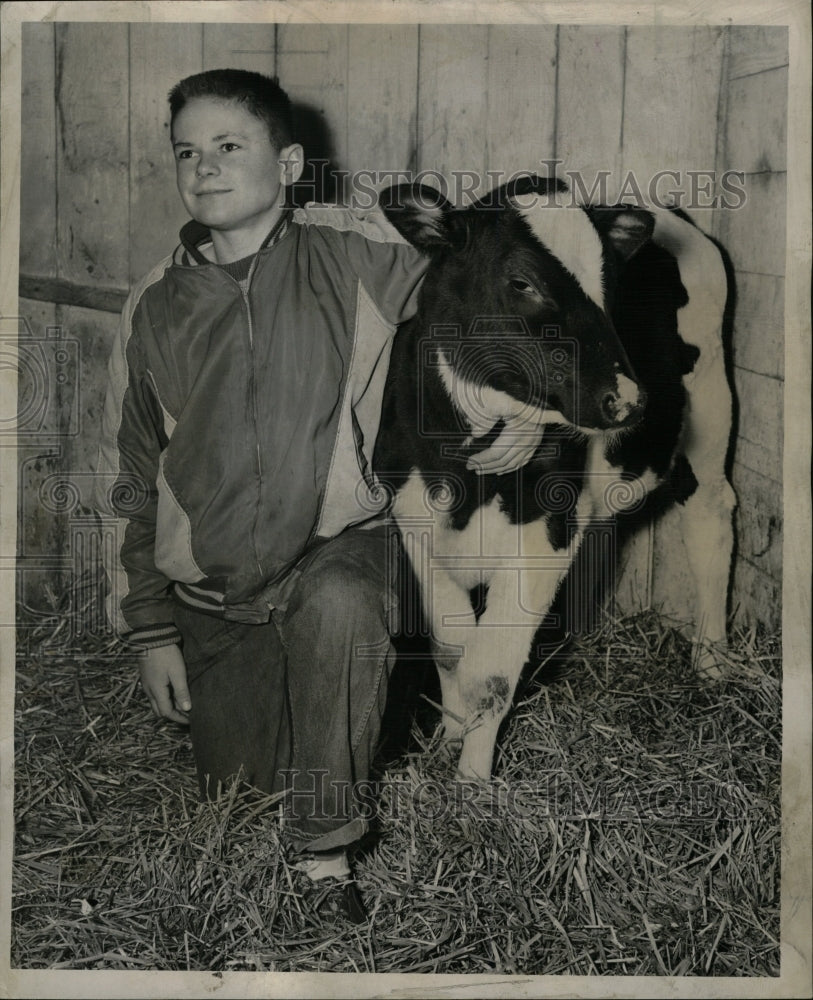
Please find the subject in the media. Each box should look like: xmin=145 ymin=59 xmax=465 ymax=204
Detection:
xmin=600 ymin=372 xmax=647 ymax=428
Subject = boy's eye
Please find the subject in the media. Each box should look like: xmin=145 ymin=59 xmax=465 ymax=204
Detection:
xmin=221 ymin=142 xmax=240 ymax=152
xmin=176 ymin=149 xmax=196 ymax=160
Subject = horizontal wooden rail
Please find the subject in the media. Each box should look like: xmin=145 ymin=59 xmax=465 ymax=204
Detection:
xmin=19 ymin=274 xmax=129 ymax=315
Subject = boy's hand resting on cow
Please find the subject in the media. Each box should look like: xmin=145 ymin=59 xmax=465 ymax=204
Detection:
xmin=465 ymin=408 xmax=547 ymax=476
xmin=140 ymin=644 xmax=192 ymax=725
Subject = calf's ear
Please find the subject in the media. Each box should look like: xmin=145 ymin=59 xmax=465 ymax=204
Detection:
xmin=589 ymin=206 xmax=655 ymax=261
xmin=379 ymin=183 xmax=454 ymax=252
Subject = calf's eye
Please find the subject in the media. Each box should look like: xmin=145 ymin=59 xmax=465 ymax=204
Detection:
xmin=508 ymin=276 xmax=557 ymax=310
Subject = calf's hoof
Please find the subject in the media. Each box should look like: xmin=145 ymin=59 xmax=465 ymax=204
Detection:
xmin=692 ymin=639 xmax=728 ymax=681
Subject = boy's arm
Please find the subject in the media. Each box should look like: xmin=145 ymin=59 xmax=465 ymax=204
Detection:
xmin=94 ymin=292 xmax=191 ymax=723
xmin=92 ymin=288 xmax=181 ymax=650
xmin=314 ymin=206 xmax=428 ymax=328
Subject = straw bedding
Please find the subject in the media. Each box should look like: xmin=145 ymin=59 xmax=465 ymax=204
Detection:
xmin=12 ymin=591 xmax=780 ymax=975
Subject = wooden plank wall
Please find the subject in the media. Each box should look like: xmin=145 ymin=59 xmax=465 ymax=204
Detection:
xmin=715 ymin=27 xmax=787 ymax=629
xmin=18 ymin=22 xmax=785 ymax=630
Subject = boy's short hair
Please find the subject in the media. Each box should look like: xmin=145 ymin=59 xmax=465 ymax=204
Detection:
xmin=168 ymin=69 xmax=294 ymax=149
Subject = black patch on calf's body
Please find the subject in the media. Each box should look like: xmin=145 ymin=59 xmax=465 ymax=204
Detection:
xmin=498 ymin=427 xmax=587 ymax=551
xmin=486 ymin=675 xmax=510 ymax=701
xmin=528 ymin=430 xmax=588 ymax=551
xmin=546 ymin=502 xmax=580 ymax=553
xmin=478 ymin=675 xmax=511 ymax=714
xmin=605 ymin=242 xmax=691 ymax=480
xmin=678 ymin=341 xmax=701 ymax=376
xmin=669 ymin=454 xmax=699 ymax=506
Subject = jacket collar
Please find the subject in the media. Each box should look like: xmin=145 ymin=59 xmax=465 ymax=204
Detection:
xmin=176 ymin=210 xmax=293 ymax=266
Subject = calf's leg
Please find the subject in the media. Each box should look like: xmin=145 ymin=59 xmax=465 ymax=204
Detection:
xmin=678 ymin=476 xmax=736 ymax=670
xmin=395 ymin=518 xmax=476 ymax=743
xmin=428 ymin=573 xmax=478 ymax=744
xmin=679 ymin=332 xmax=736 ymax=672
xmin=454 ymin=558 xmax=573 ymax=781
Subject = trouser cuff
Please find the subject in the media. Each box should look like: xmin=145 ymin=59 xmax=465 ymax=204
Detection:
xmin=287 ymin=816 xmax=369 ymax=855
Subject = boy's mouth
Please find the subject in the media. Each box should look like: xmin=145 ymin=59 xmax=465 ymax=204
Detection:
xmin=196 ymin=189 xmax=232 ymax=197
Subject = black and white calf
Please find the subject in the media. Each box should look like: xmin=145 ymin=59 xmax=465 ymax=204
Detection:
xmin=374 ymin=176 xmax=735 ymax=781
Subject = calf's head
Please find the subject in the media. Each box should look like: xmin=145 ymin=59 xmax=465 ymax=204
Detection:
xmin=380 ymin=176 xmax=651 ymax=433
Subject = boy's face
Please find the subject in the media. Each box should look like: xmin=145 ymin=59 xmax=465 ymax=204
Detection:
xmin=172 ymin=97 xmax=298 ymax=236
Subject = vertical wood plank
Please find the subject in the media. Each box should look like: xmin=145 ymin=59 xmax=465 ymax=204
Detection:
xmin=709 ymin=26 xmax=731 ymax=245
xmin=129 ymin=24 xmax=203 ymax=283
xmin=731 ymin=556 xmax=781 ymax=630
xmin=16 ymin=302 xmax=119 ymax=608
xmin=728 ymin=26 xmax=788 ymax=79
xmin=734 ymin=368 xmax=783 ymax=469
xmin=486 ymin=25 xmax=557 ymax=183
xmin=714 ymin=26 xmax=786 ymax=629
xmin=725 ymin=67 xmax=788 ymax=174
xmin=732 ymin=273 xmax=784 ymax=379
xmin=732 ymin=369 xmax=784 ymax=613
xmin=717 ymin=171 xmax=787 ymax=276
xmin=346 ymin=25 xmax=419 ymax=197
xmin=20 ymin=23 xmax=56 ymax=279
xmin=16 ymin=301 xmax=63 ymax=585
xmin=60 ymin=304 xmax=121 ymax=492
xmin=622 ymin=27 xmax=725 ymax=209
xmin=418 ymin=26 xmax=489 ymax=201
xmin=202 ymin=23 xmax=277 ymax=76
xmin=277 ymin=25 xmax=349 ymax=199
xmin=556 ymin=27 xmax=625 ymax=181
xmin=617 ymin=26 xmax=726 ymax=623
xmin=736 ymin=434 xmax=782 ymax=494
xmin=732 ymin=463 xmax=782 ymax=581
xmin=731 ymin=458 xmax=783 ymax=629
xmin=55 ymin=22 xmax=130 ymax=288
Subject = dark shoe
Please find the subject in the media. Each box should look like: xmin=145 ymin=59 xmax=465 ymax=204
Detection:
xmin=308 ymin=875 xmax=368 ymax=925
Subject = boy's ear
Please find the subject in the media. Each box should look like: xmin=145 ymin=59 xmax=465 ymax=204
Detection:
xmin=379 ymin=183 xmax=455 ymax=253
xmin=279 ymin=143 xmax=305 ymax=187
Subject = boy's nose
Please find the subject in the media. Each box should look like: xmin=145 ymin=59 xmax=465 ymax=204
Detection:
xmin=196 ymin=158 xmax=219 ymax=177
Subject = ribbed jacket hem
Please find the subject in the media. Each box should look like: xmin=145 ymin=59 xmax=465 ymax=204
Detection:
xmin=124 ymin=622 xmax=183 ymax=649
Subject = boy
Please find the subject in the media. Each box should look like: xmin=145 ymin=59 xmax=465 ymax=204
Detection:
xmin=94 ymin=69 xmax=542 ymax=924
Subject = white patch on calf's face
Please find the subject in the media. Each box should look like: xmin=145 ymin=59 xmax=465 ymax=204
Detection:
xmin=517 ymin=201 xmax=606 ymax=309
xmin=437 ymin=350 xmax=615 ymax=439
xmin=436 ymin=350 xmax=555 ymax=434
xmin=615 ymin=372 xmax=640 ymax=407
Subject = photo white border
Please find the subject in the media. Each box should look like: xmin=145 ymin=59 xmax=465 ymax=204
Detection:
xmin=1 ymin=2 xmax=810 ymax=997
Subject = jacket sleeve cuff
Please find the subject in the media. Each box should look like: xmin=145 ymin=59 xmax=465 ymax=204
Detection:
xmin=123 ymin=622 xmax=183 ymax=649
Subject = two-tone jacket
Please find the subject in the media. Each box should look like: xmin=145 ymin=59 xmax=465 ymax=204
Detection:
xmin=93 ymin=204 xmax=427 ymax=647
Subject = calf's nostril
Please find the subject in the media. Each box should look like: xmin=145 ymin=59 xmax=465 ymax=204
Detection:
xmin=601 ymin=389 xmax=645 ymax=427
xmin=601 ymin=392 xmax=621 ymax=423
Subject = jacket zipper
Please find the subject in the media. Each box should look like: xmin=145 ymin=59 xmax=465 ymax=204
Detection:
xmin=245 ymin=258 xmax=265 ymax=581
xmin=221 ymin=262 xmax=265 ymax=581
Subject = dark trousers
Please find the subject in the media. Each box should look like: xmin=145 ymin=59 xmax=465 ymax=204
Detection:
xmin=173 ymin=524 xmax=399 ymax=853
